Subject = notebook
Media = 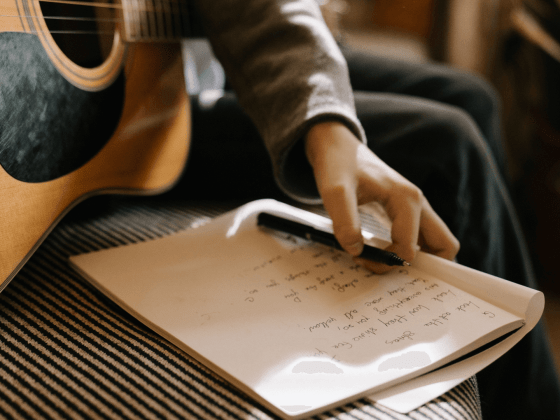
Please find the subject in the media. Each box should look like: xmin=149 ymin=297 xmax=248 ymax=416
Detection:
xmin=69 ymin=199 xmax=543 ymax=419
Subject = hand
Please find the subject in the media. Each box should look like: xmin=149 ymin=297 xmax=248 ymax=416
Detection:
xmin=304 ymin=121 xmax=460 ymax=273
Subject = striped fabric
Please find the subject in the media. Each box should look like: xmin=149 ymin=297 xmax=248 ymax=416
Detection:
xmin=0 ymin=197 xmax=482 ymax=420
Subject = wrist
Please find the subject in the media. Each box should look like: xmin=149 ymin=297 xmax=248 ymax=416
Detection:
xmin=304 ymin=121 xmax=356 ymax=168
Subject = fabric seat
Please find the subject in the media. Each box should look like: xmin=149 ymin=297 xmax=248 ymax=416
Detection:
xmin=0 ymin=195 xmax=482 ymax=420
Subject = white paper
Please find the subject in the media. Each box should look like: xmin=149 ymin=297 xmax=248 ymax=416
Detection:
xmin=69 ymin=199 xmax=543 ymax=418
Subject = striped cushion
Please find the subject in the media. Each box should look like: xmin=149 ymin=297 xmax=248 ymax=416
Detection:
xmin=0 ymin=196 xmax=482 ymax=420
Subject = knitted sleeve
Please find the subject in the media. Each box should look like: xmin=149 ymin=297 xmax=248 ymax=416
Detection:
xmin=194 ymin=0 xmax=366 ymax=202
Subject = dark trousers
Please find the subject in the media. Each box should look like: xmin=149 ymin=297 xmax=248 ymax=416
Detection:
xmin=176 ymin=46 xmax=560 ymax=420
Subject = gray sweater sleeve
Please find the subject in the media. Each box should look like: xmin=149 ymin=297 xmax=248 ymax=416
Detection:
xmin=194 ymin=0 xmax=366 ymax=203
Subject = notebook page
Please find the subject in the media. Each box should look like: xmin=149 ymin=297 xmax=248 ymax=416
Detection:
xmin=70 ymin=200 xmax=525 ymax=419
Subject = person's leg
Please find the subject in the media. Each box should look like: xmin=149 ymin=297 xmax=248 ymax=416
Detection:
xmin=354 ymin=90 xmax=560 ymax=420
xmin=341 ymin=49 xmax=560 ymax=416
xmin=341 ymin=46 xmax=507 ymax=177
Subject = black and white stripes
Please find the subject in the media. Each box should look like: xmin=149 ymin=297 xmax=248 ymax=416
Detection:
xmin=0 ymin=197 xmax=482 ymax=420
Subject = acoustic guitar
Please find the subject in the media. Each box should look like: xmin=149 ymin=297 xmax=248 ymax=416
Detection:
xmin=0 ymin=0 xmax=191 ymax=292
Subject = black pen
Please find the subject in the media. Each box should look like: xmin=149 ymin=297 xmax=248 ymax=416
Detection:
xmin=257 ymin=212 xmax=410 ymax=267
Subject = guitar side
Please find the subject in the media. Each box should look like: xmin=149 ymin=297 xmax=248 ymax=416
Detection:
xmin=0 ymin=5 xmax=191 ymax=291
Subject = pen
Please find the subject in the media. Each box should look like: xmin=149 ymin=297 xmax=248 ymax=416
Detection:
xmin=257 ymin=212 xmax=410 ymax=267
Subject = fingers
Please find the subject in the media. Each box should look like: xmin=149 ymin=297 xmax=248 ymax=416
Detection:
xmin=385 ymin=185 xmax=423 ymax=264
xmin=383 ymin=187 xmax=460 ymax=263
xmin=304 ymin=120 xmax=460 ymax=273
xmin=320 ymin=184 xmax=364 ymax=256
xmin=417 ymin=201 xmax=460 ymax=260
xmin=357 ymin=183 xmax=423 ymax=274
xmin=358 ymin=183 xmax=459 ymax=273
xmin=305 ymin=121 xmax=366 ymax=257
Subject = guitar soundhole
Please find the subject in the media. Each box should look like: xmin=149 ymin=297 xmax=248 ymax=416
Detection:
xmin=0 ymin=33 xmax=125 ymax=183
xmin=39 ymin=0 xmax=116 ymax=68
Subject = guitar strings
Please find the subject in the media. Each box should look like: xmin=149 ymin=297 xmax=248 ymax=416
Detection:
xmin=0 ymin=14 xmax=119 ymax=22
xmin=38 ymin=0 xmax=188 ymax=10
xmin=21 ymin=30 xmax=116 ymax=34
xmin=1 ymin=1 xmax=189 ymax=23
xmin=38 ymin=0 xmax=121 ymax=8
xmin=1 ymin=0 xmax=191 ymax=37
xmin=0 ymin=13 xmax=118 ymax=33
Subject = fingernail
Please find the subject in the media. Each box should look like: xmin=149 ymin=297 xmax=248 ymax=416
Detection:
xmin=347 ymin=241 xmax=364 ymax=256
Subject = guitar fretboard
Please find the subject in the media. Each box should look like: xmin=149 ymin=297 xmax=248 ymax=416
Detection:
xmin=121 ymin=0 xmax=191 ymax=42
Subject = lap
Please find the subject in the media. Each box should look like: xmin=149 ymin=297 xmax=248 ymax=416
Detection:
xmin=341 ymin=46 xmax=506 ymax=175
xmin=183 ymin=78 xmax=560 ymax=419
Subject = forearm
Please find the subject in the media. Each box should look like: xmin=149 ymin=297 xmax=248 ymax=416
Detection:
xmin=194 ymin=0 xmax=365 ymax=201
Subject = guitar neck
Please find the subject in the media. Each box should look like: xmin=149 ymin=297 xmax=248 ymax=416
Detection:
xmin=120 ymin=0 xmax=193 ymax=42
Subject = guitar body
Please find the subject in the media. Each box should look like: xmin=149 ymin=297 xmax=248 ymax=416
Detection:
xmin=0 ymin=0 xmax=191 ymax=291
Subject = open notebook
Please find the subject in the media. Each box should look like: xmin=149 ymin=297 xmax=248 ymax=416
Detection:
xmin=69 ymin=199 xmax=543 ymax=419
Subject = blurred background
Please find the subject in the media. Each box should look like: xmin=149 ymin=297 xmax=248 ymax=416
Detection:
xmin=322 ymin=0 xmax=560 ymax=371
